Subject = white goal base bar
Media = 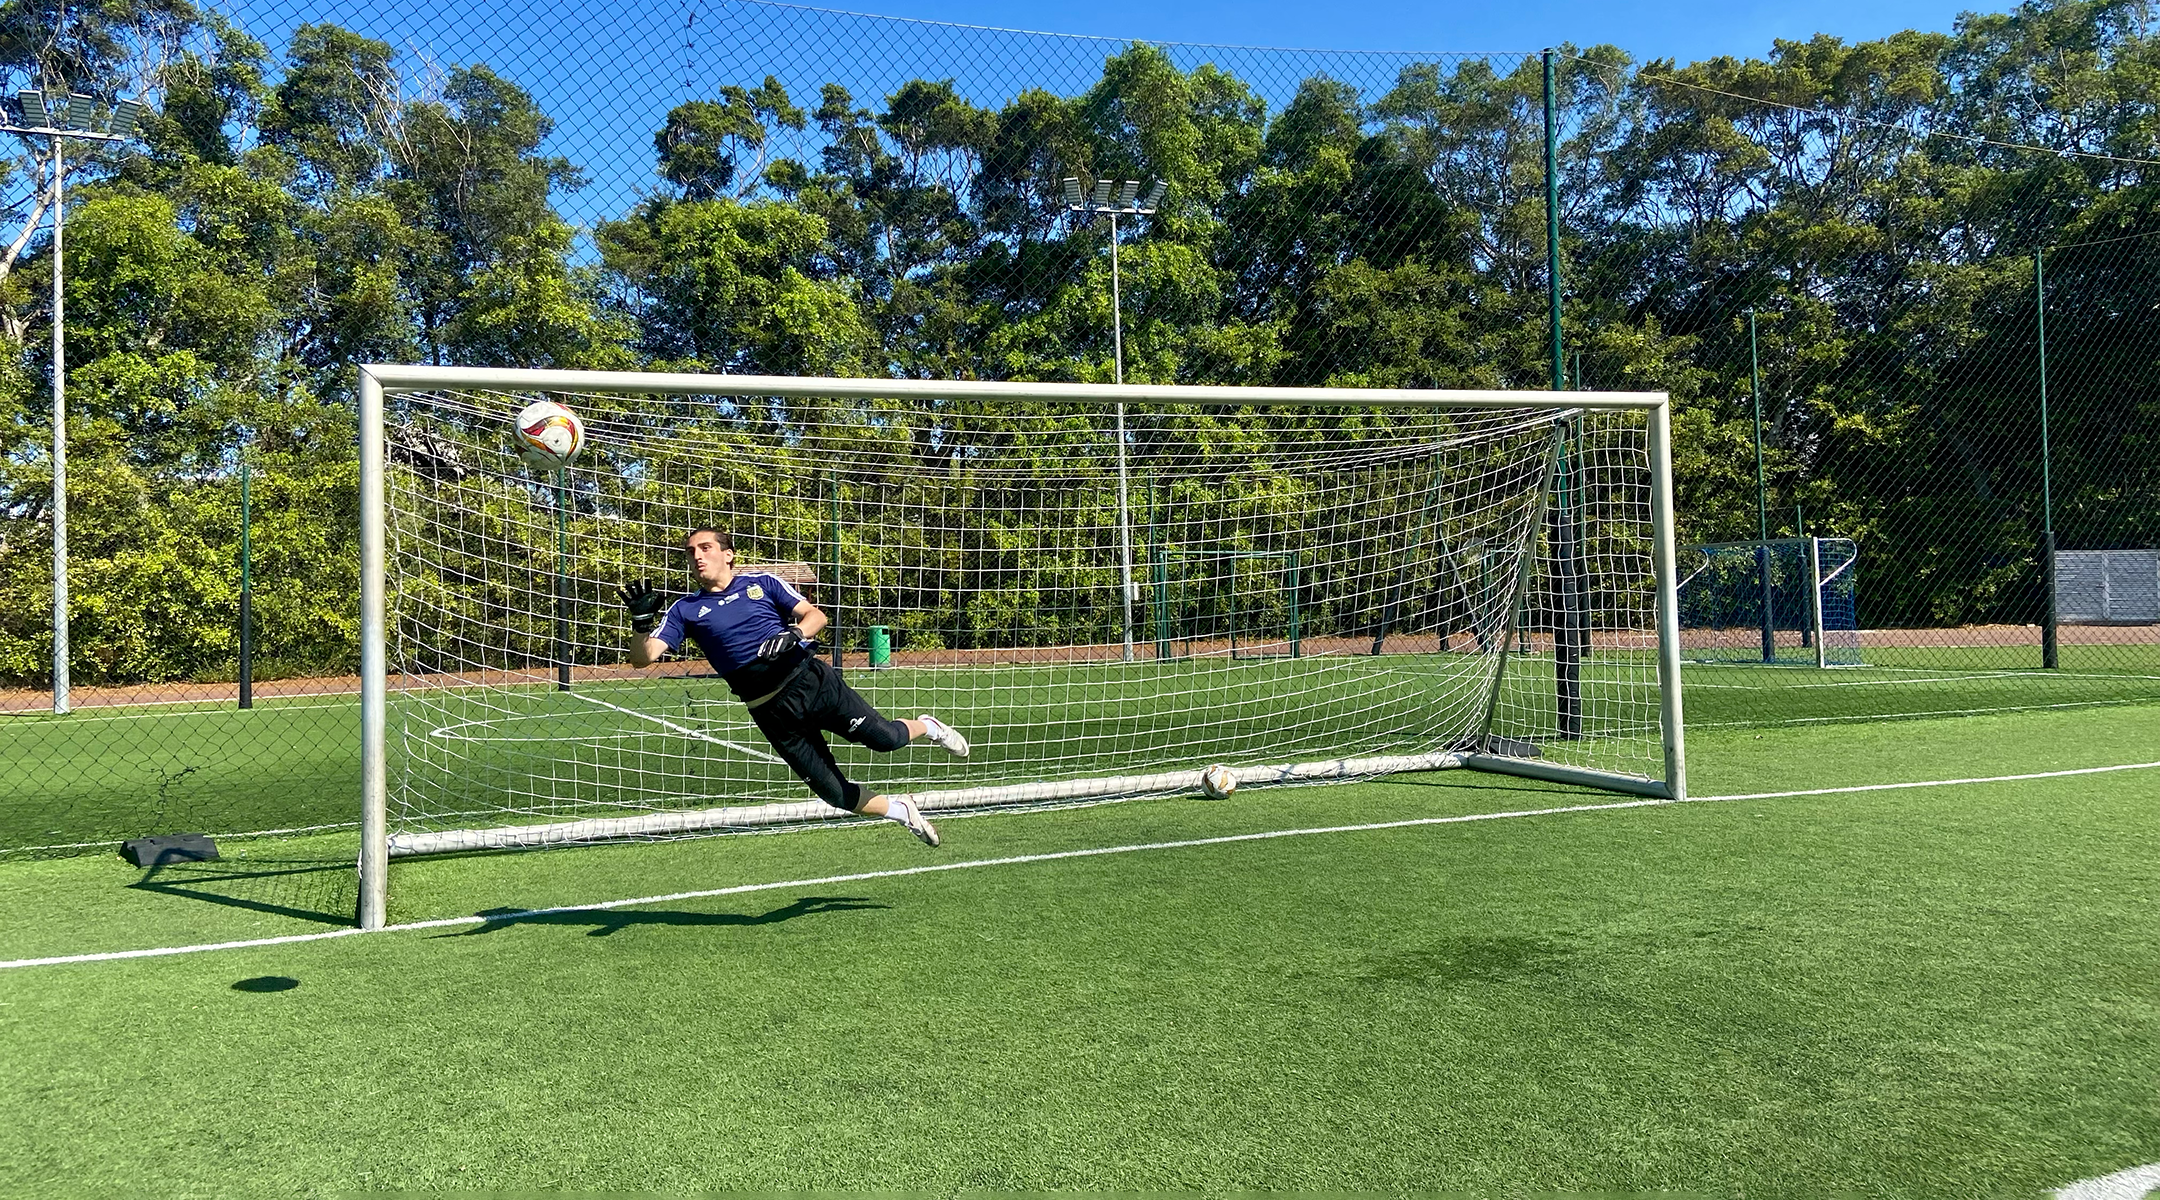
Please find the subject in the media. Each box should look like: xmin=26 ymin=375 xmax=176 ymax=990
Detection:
xmin=384 ymin=753 xmax=1670 ymax=857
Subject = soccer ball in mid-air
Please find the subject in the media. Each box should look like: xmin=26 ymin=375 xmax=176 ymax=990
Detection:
xmin=1199 ymin=764 xmax=1237 ymax=800
xmin=512 ymin=400 xmax=586 ymax=470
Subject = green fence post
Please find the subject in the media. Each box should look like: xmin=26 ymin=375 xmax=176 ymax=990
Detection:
xmin=2037 ymin=248 xmax=2058 ymax=670
xmin=555 ymin=471 xmax=571 ymax=690
xmin=1544 ymin=54 xmax=1587 ymax=734
xmin=828 ymin=468 xmax=843 ymax=670
xmin=1287 ymin=552 xmax=1302 ymax=659
xmin=1543 ymin=49 xmax=1563 ymax=393
xmin=1229 ymin=557 xmax=1243 ymax=659
xmin=238 ymin=454 xmax=253 ymax=710
xmin=1796 ymin=503 xmax=1812 ymax=650
xmin=1749 ymin=309 xmax=1774 ymax=663
xmin=1148 ymin=481 xmax=1172 ymax=659
xmin=1552 ymin=420 xmax=1583 ymax=738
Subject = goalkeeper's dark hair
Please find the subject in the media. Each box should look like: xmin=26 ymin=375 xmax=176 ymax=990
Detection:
xmin=684 ymin=527 xmax=732 ymax=550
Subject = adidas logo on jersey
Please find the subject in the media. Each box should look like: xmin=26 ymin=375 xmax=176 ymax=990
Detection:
xmin=697 ymin=604 xmax=711 ymax=617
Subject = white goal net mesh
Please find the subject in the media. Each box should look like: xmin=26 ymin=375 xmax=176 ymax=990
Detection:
xmin=381 ymin=383 xmax=1667 ymax=855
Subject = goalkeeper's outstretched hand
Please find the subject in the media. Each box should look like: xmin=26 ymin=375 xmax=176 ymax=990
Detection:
xmin=619 ymin=580 xmax=666 ymax=633
xmin=757 ymin=624 xmax=806 ymax=662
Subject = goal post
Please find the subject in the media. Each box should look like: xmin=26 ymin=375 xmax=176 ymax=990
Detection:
xmin=356 ymin=365 xmax=1686 ymax=930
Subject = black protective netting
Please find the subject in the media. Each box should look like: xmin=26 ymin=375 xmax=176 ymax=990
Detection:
xmin=2 ymin=0 xmax=2155 ymax=853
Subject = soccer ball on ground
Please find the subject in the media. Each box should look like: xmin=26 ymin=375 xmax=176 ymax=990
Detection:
xmin=513 ymin=400 xmax=586 ymax=470
xmin=1199 ymin=763 xmax=1237 ymax=800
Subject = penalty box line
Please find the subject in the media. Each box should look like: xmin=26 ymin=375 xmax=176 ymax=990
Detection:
xmin=6 ymin=758 xmax=2159 ymax=972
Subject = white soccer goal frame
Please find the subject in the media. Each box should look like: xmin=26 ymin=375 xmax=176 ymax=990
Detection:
xmin=356 ymin=365 xmax=1687 ymax=929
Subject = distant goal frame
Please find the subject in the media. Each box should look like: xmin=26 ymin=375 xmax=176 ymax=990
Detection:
xmin=356 ymin=365 xmax=1688 ymax=929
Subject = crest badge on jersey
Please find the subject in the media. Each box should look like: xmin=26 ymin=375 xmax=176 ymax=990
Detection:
xmin=747 ymin=585 xmax=765 ymax=600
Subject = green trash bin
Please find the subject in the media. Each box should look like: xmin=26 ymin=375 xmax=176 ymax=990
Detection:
xmin=868 ymin=625 xmax=891 ymax=668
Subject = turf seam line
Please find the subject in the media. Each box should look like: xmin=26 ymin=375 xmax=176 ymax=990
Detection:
xmin=7 ymin=758 xmax=2157 ymax=971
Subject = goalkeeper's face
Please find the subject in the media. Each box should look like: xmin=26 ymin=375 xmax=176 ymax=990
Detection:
xmin=686 ymin=531 xmax=734 ymax=587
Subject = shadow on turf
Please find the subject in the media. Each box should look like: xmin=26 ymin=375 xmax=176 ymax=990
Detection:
xmin=128 ymin=857 xmax=356 ymax=926
xmin=439 ymin=894 xmax=888 ymax=939
xmin=1385 ymin=774 xmax=1582 ymax=796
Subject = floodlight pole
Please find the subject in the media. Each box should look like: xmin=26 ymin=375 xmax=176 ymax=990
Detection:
xmin=5 ymin=98 xmax=138 ymax=714
xmin=50 ymin=130 xmax=67 ymax=712
xmin=1109 ymin=210 xmax=1123 ymax=384
xmin=1064 ymin=178 xmax=1164 ymax=664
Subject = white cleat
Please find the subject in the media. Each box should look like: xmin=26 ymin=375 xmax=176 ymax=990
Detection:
xmin=890 ymin=798 xmax=940 ymax=847
xmin=918 ymin=714 xmax=970 ymax=758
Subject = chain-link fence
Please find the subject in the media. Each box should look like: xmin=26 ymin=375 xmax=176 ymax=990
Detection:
xmin=2 ymin=0 xmax=2155 ymax=857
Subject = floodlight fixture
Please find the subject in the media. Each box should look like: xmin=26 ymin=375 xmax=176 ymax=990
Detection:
xmin=1047 ymin=170 xmax=1174 ymax=661
xmin=1061 ymin=176 xmax=1166 ymax=216
xmin=17 ymin=91 xmax=45 ymax=125
xmin=65 ymin=93 xmax=95 ymax=131
xmin=108 ymin=100 xmax=145 ymax=139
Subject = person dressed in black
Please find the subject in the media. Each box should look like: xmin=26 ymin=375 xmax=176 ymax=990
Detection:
xmin=621 ymin=528 xmax=966 ymax=846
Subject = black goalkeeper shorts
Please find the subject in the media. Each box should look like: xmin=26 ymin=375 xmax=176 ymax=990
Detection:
xmin=748 ymin=657 xmax=912 ymax=812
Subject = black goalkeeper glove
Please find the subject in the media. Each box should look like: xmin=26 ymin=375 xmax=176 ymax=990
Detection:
xmin=757 ymin=624 xmax=807 ymax=662
xmin=619 ymin=580 xmax=666 ymax=634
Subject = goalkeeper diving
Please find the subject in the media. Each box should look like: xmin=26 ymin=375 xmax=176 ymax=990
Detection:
xmin=620 ymin=528 xmax=966 ymax=846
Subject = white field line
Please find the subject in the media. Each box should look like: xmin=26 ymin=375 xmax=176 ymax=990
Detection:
xmin=553 ymin=691 xmax=784 ymax=764
xmin=2055 ymin=1162 xmax=2160 ymax=1200
xmin=1781 ymin=670 xmax=2160 ymax=689
xmin=1681 ymin=668 xmax=2160 ymax=692
xmin=0 ymin=697 xmax=360 ymax=723
xmin=1691 ymin=697 xmax=2159 ymax=728
xmin=0 ymin=821 xmax=361 ymax=858
xmin=1785 ymin=671 xmax=2033 ymax=688
xmin=6 ymin=759 xmax=2159 ymax=972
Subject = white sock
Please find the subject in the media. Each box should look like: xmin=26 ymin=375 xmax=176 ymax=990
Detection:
xmin=919 ymin=716 xmax=943 ymax=741
xmin=884 ymin=798 xmax=913 ymax=823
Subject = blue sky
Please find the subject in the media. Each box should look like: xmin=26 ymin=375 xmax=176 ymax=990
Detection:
xmin=831 ymin=0 xmax=1990 ymax=63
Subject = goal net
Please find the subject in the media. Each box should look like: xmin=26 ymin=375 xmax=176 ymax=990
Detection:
xmin=358 ymin=368 xmax=1684 ymax=925
xmin=1678 ymin=537 xmax=1861 ymax=666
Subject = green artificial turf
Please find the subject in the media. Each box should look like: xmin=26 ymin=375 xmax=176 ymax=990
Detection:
xmin=0 ymin=697 xmax=359 ymax=851
xmin=2 ymin=703 xmax=2156 ymax=1196
xmin=7 ymin=644 xmax=2158 ymax=857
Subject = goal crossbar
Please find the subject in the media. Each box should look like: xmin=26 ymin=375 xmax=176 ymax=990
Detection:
xmin=357 ymin=366 xmax=1687 ymax=928
xmin=365 ymin=364 xmax=1671 ymax=411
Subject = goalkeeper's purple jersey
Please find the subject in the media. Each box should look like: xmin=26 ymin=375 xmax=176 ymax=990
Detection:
xmin=654 ymin=571 xmax=808 ymax=697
